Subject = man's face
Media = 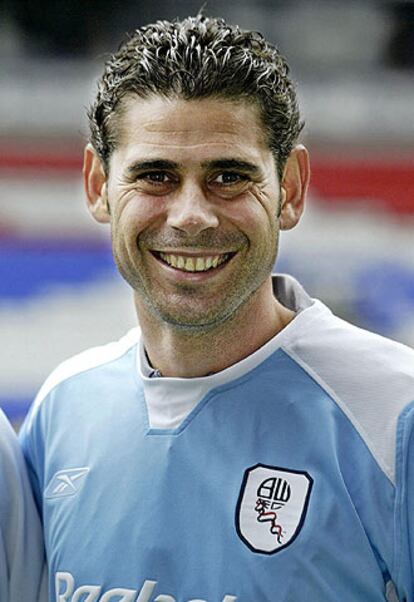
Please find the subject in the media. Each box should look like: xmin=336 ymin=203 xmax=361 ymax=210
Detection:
xmin=95 ymin=96 xmax=290 ymax=330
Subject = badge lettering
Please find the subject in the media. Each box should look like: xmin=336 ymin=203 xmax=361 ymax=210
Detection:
xmin=236 ymin=464 xmax=313 ymax=554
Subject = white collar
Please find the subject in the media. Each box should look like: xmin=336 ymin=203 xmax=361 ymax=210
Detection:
xmin=137 ymin=274 xmax=323 ymax=429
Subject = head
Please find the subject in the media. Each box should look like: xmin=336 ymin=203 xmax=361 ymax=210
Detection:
xmin=88 ymin=14 xmax=303 ymax=182
xmin=84 ymin=16 xmax=309 ymax=333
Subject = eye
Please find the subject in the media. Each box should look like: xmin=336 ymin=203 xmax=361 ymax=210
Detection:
xmin=138 ymin=171 xmax=173 ymax=184
xmin=132 ymin=171 xmax=178 ymax=195
xmin=208 ymin=171 xmax=251 ymax=198
xmin=212 ymin=172 xmax=248 ymax=185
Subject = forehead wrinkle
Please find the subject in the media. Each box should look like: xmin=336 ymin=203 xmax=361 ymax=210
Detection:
xmin=115 ymin=98 xmax=273 ymax=169
xmin=121 ymin=113 xmax=253 ymax=142
xmin=139 ymin=126 xmax=266 ymax=149
xmin=126 ymin=141 xmax=253 ymax=151
xmin=143 ymin=122 xmax=250 ymax=136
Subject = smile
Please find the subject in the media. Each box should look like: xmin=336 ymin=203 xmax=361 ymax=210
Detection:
xmin=156 ymin=252 xmax=233 ymax=272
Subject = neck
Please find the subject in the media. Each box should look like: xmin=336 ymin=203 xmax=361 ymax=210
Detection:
xmin=136 ymin=279 xmax=295 ymax=378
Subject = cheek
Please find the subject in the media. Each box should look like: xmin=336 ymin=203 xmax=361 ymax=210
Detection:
xmin=230 ymin=188 xmax=279 ymax=233
xmin=251 ymin=184 xmax=280 ymax=216
xmin=113 ymin=193 xmax=166 ymax=237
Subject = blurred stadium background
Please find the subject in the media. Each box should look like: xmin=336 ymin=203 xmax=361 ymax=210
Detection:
xmin=1 ymin=0 xmax=414 ymax=427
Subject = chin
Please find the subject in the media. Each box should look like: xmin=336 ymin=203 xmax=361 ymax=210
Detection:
xmin=153 ymin=302 xmax=241 ymax=333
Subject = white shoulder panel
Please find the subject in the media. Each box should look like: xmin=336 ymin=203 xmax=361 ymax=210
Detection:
xmin=30 ymin=328 xmax=139 ymax=416
xmin=283 ymin=311 xmax=414 ymax=484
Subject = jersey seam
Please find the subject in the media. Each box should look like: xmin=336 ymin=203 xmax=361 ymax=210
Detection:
xmin=26 ymin=336 xmax=138 ymax=429
xmin=282 ymin=346 xmax=395 ymax=486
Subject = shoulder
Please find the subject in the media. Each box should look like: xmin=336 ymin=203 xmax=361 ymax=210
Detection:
xmin=31 ymin=328 xmax=139 ymax=414
xmin=283 ymin=303 xmax=414 ymax=482
xmin=0 ymin=409 xmax=47 ymax=601
xmin=284 ymin=304 xmax=414 ymax=401
xmin=0 ymin=408 xmax=35 ymax=509
xmin=0 ymin=408 xmax=23 ymax=468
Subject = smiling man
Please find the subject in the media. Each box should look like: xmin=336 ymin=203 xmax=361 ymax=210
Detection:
xmin=85 ymin=94 xmax=306 ymax=377
xmin=20 ymin=15 xmax=414 ymax=602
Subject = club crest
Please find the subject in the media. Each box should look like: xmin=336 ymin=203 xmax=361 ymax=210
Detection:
xmin=236 ymin=464 xmax=313 ymax=554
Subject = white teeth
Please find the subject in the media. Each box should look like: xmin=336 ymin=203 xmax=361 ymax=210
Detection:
xmin=158 ymin=252 xmax=230 ymax=272
xmin=185 ymin=257 xmax=195 ymax=271
xmin=195 ymin=257 xmax=205 ymax=271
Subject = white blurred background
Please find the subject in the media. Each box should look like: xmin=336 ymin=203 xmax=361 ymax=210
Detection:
xmin=1 ymin=0 xmax=414 ymax=426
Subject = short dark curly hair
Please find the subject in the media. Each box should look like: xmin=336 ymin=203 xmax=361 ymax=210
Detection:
xmin=88 ymin=14 xmax=304 ymax=179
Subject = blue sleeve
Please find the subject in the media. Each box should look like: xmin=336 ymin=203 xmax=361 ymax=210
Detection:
xmin=0 ymin=409 xmax=47 ymax=601
xmin=394 ymin=401 xmax=414 ymax=601
xmin=19 ymin=403 xmax=45 ymax=516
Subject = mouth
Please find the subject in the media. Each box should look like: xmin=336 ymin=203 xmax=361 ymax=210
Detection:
xmin=152 ymin=251 xmax=235 ymax=273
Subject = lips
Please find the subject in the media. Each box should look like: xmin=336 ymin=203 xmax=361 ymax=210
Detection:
xmin=155 ymin=252 xmax=233 ymax=272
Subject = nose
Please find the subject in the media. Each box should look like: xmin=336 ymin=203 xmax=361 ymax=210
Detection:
xmin=166 ymin=183 xmax=219 ymax=236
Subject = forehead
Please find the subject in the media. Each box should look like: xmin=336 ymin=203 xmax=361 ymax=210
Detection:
xmin=113 ymin=95 xmax=270 ymax=164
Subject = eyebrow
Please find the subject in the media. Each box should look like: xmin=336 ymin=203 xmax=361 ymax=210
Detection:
xmin=125 ymin=158 xmax=262 ymax=177
xmin=126 ymin=159 xmax=179 ymax=175
xmin=200 ymin=159 xmax=261 ymax=175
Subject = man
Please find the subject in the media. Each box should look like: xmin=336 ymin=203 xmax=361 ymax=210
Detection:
xmin=20 ymin=14 xmax=413 ymax=602
xmin=0 ymin=409 xmax=46 ymax=600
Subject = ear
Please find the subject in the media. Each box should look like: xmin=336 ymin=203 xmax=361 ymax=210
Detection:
xmin=83 ymin=144 xmax=111 ymax=224
xmin=279 ymin=145 xmax=310 ymax=231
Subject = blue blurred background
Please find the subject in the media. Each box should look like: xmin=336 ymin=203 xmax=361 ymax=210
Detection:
xmin=1 ymin=0 xmax=414 ymax=426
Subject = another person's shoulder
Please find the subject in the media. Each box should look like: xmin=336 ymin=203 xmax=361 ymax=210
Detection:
xmin=0 ymin=405 xmax=15 ymax=438
xmin=0 ymin=407 xmax=24 ymax=472
xmin=0 ymin=409 xmax=48 ymax=601
xmin=0 ymin=409 xmax=33 ymax=491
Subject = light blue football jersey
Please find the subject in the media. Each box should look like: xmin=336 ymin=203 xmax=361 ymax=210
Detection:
xmin=0 ymin=408 xmax=47 ymax=601
xmin=20 ymin=276 xmax=414 ymax=601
